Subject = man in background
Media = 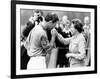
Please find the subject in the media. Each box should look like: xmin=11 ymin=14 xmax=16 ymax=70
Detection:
xmin=83 ymin=16 xmax=91 ymax=66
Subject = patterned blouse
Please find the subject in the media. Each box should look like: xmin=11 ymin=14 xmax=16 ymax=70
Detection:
xmin=58 ymin=33 xmax=87 ymax=67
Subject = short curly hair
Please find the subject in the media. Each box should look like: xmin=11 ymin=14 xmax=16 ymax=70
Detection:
xmin=72 ymin=19 xmax=83 ymax=33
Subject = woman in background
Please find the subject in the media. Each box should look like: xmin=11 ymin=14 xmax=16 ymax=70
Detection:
xmin=62 ymin=16 xmax=71 ymax=33
xmin=55 ymin=15 xmax=72 ymax=67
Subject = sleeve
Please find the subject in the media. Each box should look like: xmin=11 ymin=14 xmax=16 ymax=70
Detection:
xmin=57 ymin=33 xmax=70 ymax=45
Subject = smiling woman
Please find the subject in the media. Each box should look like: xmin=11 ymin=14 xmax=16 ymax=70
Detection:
xmin=11 ymin=0 xmax=97 ymax=78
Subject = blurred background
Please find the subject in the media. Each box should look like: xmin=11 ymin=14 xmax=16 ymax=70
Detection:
xmin=20 ymin=9 xmax=90 ymax=27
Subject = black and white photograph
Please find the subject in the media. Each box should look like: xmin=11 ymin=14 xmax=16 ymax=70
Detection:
xmin=20 ymin=9 xmax=91 ymax=69
xmin=11 ymin=1 xmax=97 ymax=78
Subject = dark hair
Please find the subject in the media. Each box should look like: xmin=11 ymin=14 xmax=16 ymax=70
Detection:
xmin=72 ymin=19 xmax=83 ymax=33
xmin=44 ymin=13 xmax=59 ymax=23
xmin=22 ymin=22 xmax=35 ymax=38
xmin=33 ymin=9 xmax=43 ymax=16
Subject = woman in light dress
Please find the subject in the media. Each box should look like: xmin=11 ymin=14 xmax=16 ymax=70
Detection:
xmin=55 ymin=19 xmax=87 ymax=67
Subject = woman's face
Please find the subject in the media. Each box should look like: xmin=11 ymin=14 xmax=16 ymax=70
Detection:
xmin=70 ymin=23 xmax=77 ymax=35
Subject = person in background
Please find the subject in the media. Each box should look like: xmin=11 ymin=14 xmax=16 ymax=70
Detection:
xmin=56 ymin=19 xmax=87 ymax=67
xmin=24 ymin=13 xmax=59 ymax=69
xmin=83 ymin=16 xmax=90 ymax=42
xmin=21 ymin=10 xmax=43 ymax=41
xmin=62 ymin=19 xmax=70 ymax=33
xmin=21 ymin=10 xmax=43 ymax=69
xmin=83 ymin=16 xmax=91 ymax=66
xmin=55 ymin=15 xmax=72 ymax=38
xmin=55 ymin=15 xmax=72 ymax=68
xmin=83 ymin=16 xmax=90 ymax=32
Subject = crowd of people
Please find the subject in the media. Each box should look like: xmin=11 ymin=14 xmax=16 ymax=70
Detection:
xmin=21 ymin=10 xmax=91 ymax=70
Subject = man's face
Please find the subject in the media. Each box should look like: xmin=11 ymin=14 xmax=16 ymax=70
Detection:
xmin=47 ymin=21 xmax=57 ymax=30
